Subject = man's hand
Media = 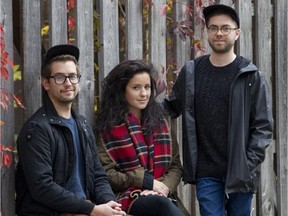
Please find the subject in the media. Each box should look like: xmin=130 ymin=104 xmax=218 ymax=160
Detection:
xmin=90 ymin=201 xmax=126 ymax=216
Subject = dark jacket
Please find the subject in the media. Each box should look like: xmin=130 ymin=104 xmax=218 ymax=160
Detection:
xmin=15 ymin=96 xmax=116 ymax=215
xmin=163 ymin=56 xmax=273 ymax=193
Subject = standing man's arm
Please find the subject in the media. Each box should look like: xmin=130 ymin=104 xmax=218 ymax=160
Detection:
xmin=163 ymin=64 xmax=186 ymax=118
xmin=247 ymin=71 xmax=273 ymax=171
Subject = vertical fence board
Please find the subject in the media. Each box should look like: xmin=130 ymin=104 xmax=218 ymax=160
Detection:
xmin=0 ymin=1 xmax=2 ymax=213
xmin=125 ymin=0 xmax=143 ymax=60
xmin=149 ymin=0 xmax=166 ymax=101
xmin=75 ymin=0 xmax=94 ymax=126
xmin=49 ymin=0 xmax=67 ymax=46
xmin=217 ymin=0 xmax=233 ymax=6
xmin=235 ymin=0 xmax=254 ymax=61
xmin=0 ymin=1 xmax=14 ymax=215
xmin=98 ymin=0 xmax=119 ymax=87
xmin=172 ymin=0 xmax=194 ymax=215
xmin=275 ymin=0 xmax=288 ymax=215
xmin=254 ymin=1 xmax=276 ymax=216
xmin=22 ymin=0 xmax=42 ymax=120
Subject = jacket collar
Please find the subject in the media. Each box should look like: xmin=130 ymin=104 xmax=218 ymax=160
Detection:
xmin=42 ymin=93 xmax=78 ymax=122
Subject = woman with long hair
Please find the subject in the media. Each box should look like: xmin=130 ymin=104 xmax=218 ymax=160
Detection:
xmin=95 ymin=59 xmax=184 ymax=216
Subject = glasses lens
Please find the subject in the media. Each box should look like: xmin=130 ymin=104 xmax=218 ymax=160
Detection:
xmin=69 ymin=74 xmax=80 ymax=84
xmin=54 ymin=74 xmax=66 ymax=84
xmin=50 ymin=74 xmax=80 ymax=85
xmin=222 ymin=27 xmax=231 ymax=35
xmin=208 ymin=26 xmax=236 ymax=36
xmin=208 ymin=26 xmax=217 ymax=34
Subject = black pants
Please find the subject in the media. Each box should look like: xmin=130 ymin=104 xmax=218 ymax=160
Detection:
xmin=129 ymin=195 xmax=185 ymax=216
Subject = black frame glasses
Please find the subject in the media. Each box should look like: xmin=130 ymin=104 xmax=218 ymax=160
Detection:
xmin=207 ymin=26 xmax=238 ymax=36
xmin=47 ymin=74 xmax=81 ymax=85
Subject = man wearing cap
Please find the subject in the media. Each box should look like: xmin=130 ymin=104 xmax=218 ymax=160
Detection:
xmin=15 ymin=44 xmax=126 ymax=216
xmin=163 ymin=4 xmax=273 ymax=216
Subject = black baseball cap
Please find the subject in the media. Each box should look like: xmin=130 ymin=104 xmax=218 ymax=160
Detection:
xmin=42 ymin=44 xmax=79 ymax=71
xmin=203 ymin=4 xmax=240 ymax=28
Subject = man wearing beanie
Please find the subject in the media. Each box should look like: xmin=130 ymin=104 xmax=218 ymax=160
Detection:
xmin=163 ymin=4 xmax=273 ymax=216
xmin=15 ymin=44 xmax=126 ymax=216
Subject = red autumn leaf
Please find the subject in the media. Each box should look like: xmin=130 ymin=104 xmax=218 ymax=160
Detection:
xmin=2 ymin=152 xmax=13 ymax=168
xmin=0 ymin=64 xmax=9 ymax=80
xmin=184 ymin=3 xmax=194 ymax=18
xmin=169 ymin=20 xmax=194 ymax=41
xmin=67 ymin=0 xmax=75 ymax=12
xmin=144 ymin=0 xmax=154 ymax=7
xmin=13 ymin=95 xmax=25 ymax=109
xmin=5 ymin=58 xmax=14 ymax=69
xmin=0 ymin=144 xmax=14 ymax=152
xmin=68 ymin=16 xmax=75 ymax=31
xmin=0 ymin=88 xmax=11 ymax=111
xmin=0 ymin=144 xmax=14 ymax=168
xmin=196 ymin=0 xmax=202 ymax=7
xmin=155 ymin=65 xmax=168 ymax=96
xmin=193 ymin=39 xmax=201 ymax=48
xmin=160 ymin=4 xmax=168 ymax=16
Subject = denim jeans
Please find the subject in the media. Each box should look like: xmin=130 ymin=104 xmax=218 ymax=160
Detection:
xmin=196 ymin=177 xmax=253 ymax=216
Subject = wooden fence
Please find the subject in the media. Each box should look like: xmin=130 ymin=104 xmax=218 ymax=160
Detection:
xmin=0 ymin=0 xmax=287 ymax=215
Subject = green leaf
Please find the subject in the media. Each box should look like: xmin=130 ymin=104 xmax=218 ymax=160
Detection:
xmin=13 ymin=65 xmax=22 ymax=81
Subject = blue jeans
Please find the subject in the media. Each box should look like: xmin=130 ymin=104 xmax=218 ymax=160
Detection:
xmin=196 ymin=177 xmax=253 ymax=216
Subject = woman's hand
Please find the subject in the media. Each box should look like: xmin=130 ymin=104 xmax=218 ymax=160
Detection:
xmin=140 ymin=189 xmax=159 ymax=196
xmin=153 ymin=180 xmax=169 ymax=197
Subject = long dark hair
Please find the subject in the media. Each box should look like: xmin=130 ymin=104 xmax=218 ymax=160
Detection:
xmin=95 ymin=59 xmax=165 ymax=133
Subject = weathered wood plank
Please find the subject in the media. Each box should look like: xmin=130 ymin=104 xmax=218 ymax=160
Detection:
xmin=22 ymin=0 xmax=42 ymax=120
xmin=275 ymin=0 xmax=288 ymax=215
xmin=97 ymin=0 xmax=119 ymax=85
xmin=0 ymin=1 xmax=15 ymax=215
xmin=254 ymin=1 xmax=275 ymax=215
xmin=216 ymin=0 xmax=233 ymax=6
xmin=125 ymin=0 xmax=143 ymax=60
xmin=49 ymin=0 xmax=67 ymax=46
xmin=234 ymin=0 xmax=254 ymax=61
xmin=172 ymin=0 xmax=194 ymax=215
xmin=149 ymin=0 xmax=166 ymax=103
xmin=75 ymin=0 xmax=94 ymax=126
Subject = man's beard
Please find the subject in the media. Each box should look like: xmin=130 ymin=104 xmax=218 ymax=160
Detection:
xmin=208 ymin=40 xmax=234 ymax=54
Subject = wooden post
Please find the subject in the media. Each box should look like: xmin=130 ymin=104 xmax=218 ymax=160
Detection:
xmin=275 ymin=0 xmax=288 ymax=215
xmin=21 ymin=0 xmax=42 ymax=120
xmin=49 ymin=0 xmax=68 ymax=46
xmin=234 ymin=0 xmax=254 ymax=61
xmin=149 ymin=0 xmax=166 ymax=101
xmin=254 ymin=1 xmax=276 ymax=215
xmin=125 ymin=0 xmax=143 ymax=60
xmin=172 ymin=0 xmax=194 ymax=215
xmin=97 ymin=0 xmax=119 ymax=89
xmin=0 ymin=1 xmax=15 ymax=215
xmin=75 ymin=0 xmax=94 ymax=126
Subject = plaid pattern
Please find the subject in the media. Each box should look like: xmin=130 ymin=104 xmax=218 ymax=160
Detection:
xmin=100 ymin=113 xmax=172 ymax=212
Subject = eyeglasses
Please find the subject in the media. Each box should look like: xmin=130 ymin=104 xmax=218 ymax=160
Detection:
xmin=207 ymin=26 xmax=238 ymax=36
xmin=47 ymin=73 xmax=81 ymax=85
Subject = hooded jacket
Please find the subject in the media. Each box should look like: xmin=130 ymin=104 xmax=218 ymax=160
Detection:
xmin=163 ymin=55 xmax=273 ymax=193
xmin=15 ymin=95 xmax=116 ymax=215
